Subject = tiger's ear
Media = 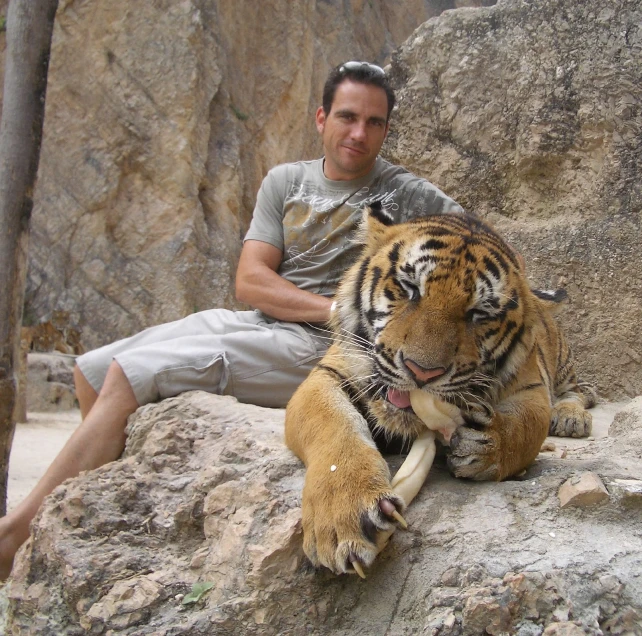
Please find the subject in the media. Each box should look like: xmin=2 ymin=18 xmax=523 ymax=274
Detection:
xmin=355 ymin=201 xmax=395 ymax=250
xmin=531 ymin=288 xmax=568 ymax=314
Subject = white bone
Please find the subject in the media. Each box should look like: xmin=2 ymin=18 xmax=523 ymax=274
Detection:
xmin=408 ymin=390 xmax=464 ymax=443
xmin=376 ymin=392 xmax=463 ymax=554
xmin=391 ymin=428 xmax=437 ymax=502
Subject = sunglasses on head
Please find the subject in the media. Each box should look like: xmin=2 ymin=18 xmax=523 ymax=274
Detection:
xmin=339 ymin=61 xmax=386 ymax=77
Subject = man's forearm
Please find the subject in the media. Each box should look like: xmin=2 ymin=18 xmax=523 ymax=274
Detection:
xmin=236 ymin=265 xmax=333 ymax=323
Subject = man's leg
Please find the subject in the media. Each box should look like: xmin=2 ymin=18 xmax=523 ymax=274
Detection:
xmin=74 ymin=363 xmax=98 ymax=419
xmin=0 ymin=361 xmax=138 ymax=579
xmin=0 ymin=309 xmax=326 ymax=578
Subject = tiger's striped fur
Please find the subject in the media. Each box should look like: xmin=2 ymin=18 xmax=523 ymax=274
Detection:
xmin=285 ymin=205 xmax=593 ymax=575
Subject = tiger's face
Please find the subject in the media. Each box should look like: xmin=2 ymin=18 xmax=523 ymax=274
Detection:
xmin=333 ymin=206 xmax=536 ymax=424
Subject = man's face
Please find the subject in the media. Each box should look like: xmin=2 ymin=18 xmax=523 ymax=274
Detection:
xmin=316 ymin=79 xmax=390 ymax=181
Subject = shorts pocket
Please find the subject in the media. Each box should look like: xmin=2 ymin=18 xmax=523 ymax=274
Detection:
xmin=154 ymin=353 xmax=230 ymax=400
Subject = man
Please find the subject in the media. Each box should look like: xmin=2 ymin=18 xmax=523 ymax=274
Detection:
xmin=0 ymin=61 xmax=462 ymax=578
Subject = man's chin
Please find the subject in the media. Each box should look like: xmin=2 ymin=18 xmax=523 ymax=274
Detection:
xmin=337 ymin=157 xmax=376 ymax=179
xmin=323 ymin=152 xmax=377 ymax=180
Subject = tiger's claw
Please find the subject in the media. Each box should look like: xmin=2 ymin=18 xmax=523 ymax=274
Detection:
xmin=390 ymin=509 xmax=408 ymax=529
xmin=379 ymin=498 xmax=407 ymax=528
xmin=351 ymin=558 xmax=366 ymax=579
xmin=550 ymin=401 xmax=592 ymax=438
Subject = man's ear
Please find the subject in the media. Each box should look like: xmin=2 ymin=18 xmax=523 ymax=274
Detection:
xmin=315 ymin=107 xmax=326 ymax=134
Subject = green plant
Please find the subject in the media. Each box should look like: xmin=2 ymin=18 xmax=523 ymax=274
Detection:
xmin=182 ymin=581 xmax=214 ymax=605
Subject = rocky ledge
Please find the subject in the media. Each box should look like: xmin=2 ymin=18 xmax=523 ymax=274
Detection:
xmin=4 ymin=392 xmax=642 ymax=635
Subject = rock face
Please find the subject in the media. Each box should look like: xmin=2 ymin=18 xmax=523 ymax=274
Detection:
xmin=384 ymin=0 xmax=642 ymax=399
xmin=24 ymin=0 xmax=641 ymax=398
xmin=24 ymin=353 xmax=76 ymax=413
xmin=5 ymin=392 xmax=642 ymax=634
xmin=25 ymin=0 xmax=481 ymax=350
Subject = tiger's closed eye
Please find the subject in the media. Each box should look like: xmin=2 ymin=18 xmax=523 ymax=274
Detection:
xmin=465 ymin=308 xmax=492 ymax=324
xmin=399 ymin=280 xmax=421 ymax=301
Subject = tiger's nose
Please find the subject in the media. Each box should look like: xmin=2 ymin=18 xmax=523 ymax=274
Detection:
xmin=403 ymin=358 xmax=446 ymax=387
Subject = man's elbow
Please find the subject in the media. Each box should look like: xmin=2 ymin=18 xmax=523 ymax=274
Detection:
xmin=235 ymin=276 xmax=251 ymax=305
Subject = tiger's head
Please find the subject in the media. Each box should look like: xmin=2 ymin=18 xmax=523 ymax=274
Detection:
xmin=331 ymin=203 xmax=562 ymax=436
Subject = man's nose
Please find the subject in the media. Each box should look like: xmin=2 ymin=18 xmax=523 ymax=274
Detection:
xmin=350 ymin=121 xmax=367 ymax=141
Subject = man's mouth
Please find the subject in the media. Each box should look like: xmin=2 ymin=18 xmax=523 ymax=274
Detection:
xmin=342 ymin=144 xmax=366 ymax=155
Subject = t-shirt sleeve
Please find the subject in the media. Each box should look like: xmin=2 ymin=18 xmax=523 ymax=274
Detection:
xmin=438 ymin=194 xmax=465 ymax=215
xmin=415 ymin=178 xmax=464 ymax=216
xmin=376 ymin=162 xmax=465 ymax=221
xmin=244 ymin=167 xmax=287 ymax=251
xmin=393 ymin=177 xmax=465 ymax=222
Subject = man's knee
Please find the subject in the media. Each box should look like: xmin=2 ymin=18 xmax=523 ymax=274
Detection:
xmin=74 ymin=364 xmax=98 ymax=418
xmin=74 ymin=363 xmax=89 ymax=387
xmin=101 ymin=361 xmax=139 ymax=410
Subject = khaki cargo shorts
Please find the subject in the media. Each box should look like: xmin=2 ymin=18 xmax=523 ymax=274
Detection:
xmin=76 ymin=309 xmax=328 ymax=409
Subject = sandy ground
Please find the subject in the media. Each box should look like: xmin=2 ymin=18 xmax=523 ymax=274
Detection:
xmin=6 ymin=402 xmax=625 ymax=512
xmin=7 ymin=410 xmax=80 ymax=511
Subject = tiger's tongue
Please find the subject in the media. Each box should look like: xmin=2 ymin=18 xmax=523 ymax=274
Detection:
xmin=387 ymin=388 xmax=412 ymax=409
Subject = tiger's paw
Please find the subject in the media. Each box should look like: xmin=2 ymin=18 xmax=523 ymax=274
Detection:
xmin=301 ymin=462 xmax=405 ymax=577
xmin=550 ymin=401 xmax=592 ymax=438
xmin=447 ymin=425 xmax=501 ymax=481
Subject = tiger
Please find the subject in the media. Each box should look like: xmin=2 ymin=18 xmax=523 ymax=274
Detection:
xmin=284 ymin=203 xmax=594 ymax=576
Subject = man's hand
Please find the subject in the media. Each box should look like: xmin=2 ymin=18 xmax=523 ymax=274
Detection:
xmin=235 ymin=240 xmax=333 ymax=323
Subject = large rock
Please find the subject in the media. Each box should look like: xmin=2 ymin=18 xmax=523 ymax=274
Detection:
xmin=4 ymin=392 xmax=642 ymax=634
xmin=25 ymin=0 xmax=483 ymax=350
xmin=383 ymin=0 xmax=642 ymax=399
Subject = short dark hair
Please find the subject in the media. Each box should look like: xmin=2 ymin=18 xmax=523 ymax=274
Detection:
xmin=322 ymin=62 xmax=396 ymax=121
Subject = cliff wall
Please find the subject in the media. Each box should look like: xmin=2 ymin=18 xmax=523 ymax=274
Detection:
xmin=385 ymin=0 xmax=642 ymax=398
xmin=25 ymin=0 xmax=476 ymax=348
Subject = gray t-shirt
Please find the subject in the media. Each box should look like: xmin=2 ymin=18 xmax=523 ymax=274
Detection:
xmin=244 ymin=156 xmax=464 ymax=298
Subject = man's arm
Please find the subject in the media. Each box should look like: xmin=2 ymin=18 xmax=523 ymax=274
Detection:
xmin=235 ymin=240 xmax=333 ymax=323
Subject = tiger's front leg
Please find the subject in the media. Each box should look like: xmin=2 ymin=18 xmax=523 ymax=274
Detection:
xmin=285 ymin=365 xmax=404 ymax=576
xmin=447 ymin=387 xmax=551 ymax=481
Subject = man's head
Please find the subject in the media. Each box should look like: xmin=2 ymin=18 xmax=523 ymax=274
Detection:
xmin=322 ymin=61 xmax=396 ymax=122
xmin=317 ymin=62 xmax=396 ymax=181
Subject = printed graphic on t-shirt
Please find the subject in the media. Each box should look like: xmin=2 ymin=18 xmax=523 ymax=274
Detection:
xmin=285 ymin=182 xmax=402 ymax=215
xmin=280 ymin=181 xmax=407 ymax=296
xmin=245 ymin=159 xmax=462 ymax=299
xmin=279 ymin=175 xmax=457 ymax=296
xmin=281 ymin=200 xmax=357 ymax=293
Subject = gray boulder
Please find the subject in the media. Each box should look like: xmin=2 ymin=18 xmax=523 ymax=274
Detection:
xmin=4 ymin=392 xmax=642 ymax=634
xmin=384 ymin=0 xmax=642 ymax=399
